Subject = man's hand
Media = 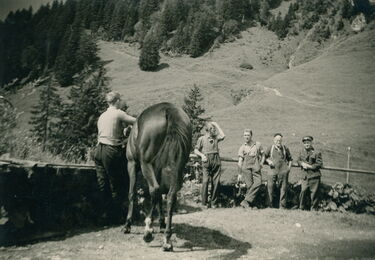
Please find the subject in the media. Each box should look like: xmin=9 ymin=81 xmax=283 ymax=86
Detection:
xmin=267 ymin=159 xmax=274 ymax=167
xmin=301 ymin=162 xmax=311 ymax=170
xmin=201 ymin=155 xmax=208 ymax=162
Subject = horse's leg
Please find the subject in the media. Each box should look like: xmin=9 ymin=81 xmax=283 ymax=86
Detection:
xmin=163 ymin=187 xmax=177 ymax=251
xmin=158 ymin=194 xmax=166 ymax=233
xmin=141 ymin=162 xmax=160 ymax=243
xmin=122 ymin=158 xmax=136 ymax=234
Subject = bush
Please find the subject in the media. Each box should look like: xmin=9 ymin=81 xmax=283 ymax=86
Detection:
xmin=239 ymin=61 xmax=254 ymax=70
xmin=222 ymin=19 xmax=240 ymax=40
xmin=139 ymin=30 xmax=160 ymax=71
xmin=231 ymin=88 xmax=253 ymax=105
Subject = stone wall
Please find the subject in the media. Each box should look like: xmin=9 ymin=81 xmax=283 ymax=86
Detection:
xmin=0 ymin=161 xmax=107 ymax=245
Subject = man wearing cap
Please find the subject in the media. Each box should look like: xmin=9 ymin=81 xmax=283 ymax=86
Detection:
xmin=194 ymin=121 xmax=225 ymax=208
xmin=237 ymin=129 xmax=265 ymax=208
xmin=297 ymin=136 xmax=323 ymax=210
xmin=94 ymin=91 xmax=136 ymax=224
xmin=264 ymin=133 xmax=293 ymax=209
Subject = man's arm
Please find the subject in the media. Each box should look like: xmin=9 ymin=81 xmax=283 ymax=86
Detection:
xmin=264 ymin=146 xmax=273 ymax=166
xmin=258 ymin=143 xmax=265 ymax=165
xmin=194 ymin=137 xmax=207 ymax=162
xmin=285 ymin=146 xmax=293 ymax=170
xmin=309 ymin=152 xmax=323 ymax=170
xmin=211 ymin=122 xmax=225 ymax=141
xmin=297 ymin=150 xmax=310 ymax=170
xmin=120 ymin=111 xmax=136 ymax=124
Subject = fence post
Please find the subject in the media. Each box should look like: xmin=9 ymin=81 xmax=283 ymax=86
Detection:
xmin=346 ymin=147 xmax=351 ymax=184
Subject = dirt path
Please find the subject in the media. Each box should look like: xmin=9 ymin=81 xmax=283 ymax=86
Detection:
xmin=1 ymin=207 xmax=375 ymax=260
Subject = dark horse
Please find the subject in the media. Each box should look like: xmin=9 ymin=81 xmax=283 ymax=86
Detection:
xmin=123 ymin=102 xmax=192 ymax=251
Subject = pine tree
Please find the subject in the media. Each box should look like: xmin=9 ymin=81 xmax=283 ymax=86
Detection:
xmin=259 ymin=0 xmax=270 ymax=25
xmin=182 ymin=85 xmax=208 ymax=147
xmin=188 ymin=9 xmax=218 ymax=58
xmin=139 ymin=29 xmax=160 ymax=71
xmin=0 ymin=96 xmax=17 ymax=154
xmin=29 ymin=77 xmax=62 ymax=151
xmin=56 ymin=66 xmax=109 ymax=161
xmin=76 ymin=31 xmax=100 ymax=71
xmin=54 ymin=22 xmax=82 ymax=86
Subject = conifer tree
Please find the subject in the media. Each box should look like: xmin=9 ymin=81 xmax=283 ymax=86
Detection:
xmin=139 ymin=29 xmax=160 ymax=71
xmin=56 ymin=66 xmax=109 ymax=161
xmin=54 ymin=22 xmax=82 ymax=86
xmin=189 ymin=10 xmax=218 ymax=58
xmin=29 ymin=77 xmax=62 ymax=151
xmin=0 ymin=96 xmax=17 ymax=154
xmin=182 ymin=85 xmax=208 ymax=147
xmin=259 ymin=0 xmax=270 ymax=25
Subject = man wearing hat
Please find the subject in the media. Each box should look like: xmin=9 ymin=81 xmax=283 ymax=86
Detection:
xmin=297 ymin=136 xmax=323 ymax=210
xmin=264 ymin=133 xmax=293 ymax=209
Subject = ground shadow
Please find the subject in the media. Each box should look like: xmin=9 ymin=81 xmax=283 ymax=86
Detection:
xmin=173 ymin=223 xmax=251 ymax=259
xmin=154 ymin=63 xmax=169 ymax=71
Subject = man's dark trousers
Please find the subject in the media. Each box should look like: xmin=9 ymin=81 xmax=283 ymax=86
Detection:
xmin=201 ymin=153 xmax=221 ymax=206
xmin=299 ymin=177 xmax=320 ymax=210
xmin=267 ymin=171 xmax=288 ymax=208
xmin=242 ymin=168 xmax=262 ymax=205
xmin=94 ymin=143 xmax=128 ymax=223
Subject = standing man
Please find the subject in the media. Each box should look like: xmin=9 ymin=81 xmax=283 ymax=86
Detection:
xmin=94 ymin=91 xmax=136 ymax=224
xmin=238 ymin=129 xmax=265 ymax=208
xmin=297 ymin=136 xmax=323 ymax=210
xmin=264 ymin=133 xmax=293 ymax=209
xmin=194 ymin=122 xmax=225 ymax=209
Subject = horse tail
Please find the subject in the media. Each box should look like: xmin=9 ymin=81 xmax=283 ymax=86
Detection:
xmin=152 ymin=106 xmax=192 ymax=181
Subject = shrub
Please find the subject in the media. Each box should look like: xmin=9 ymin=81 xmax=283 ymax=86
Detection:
xmin=231 ymin=88 xmax=253 ymax=105
xmin=239 ymin=62 xmax=253 ymax=70
xmin=139 ymin=30 xmax=161 ymax=71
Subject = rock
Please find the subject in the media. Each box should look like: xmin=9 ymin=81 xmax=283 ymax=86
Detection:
xmin=351 ymin=13 xmax=366 ymax=32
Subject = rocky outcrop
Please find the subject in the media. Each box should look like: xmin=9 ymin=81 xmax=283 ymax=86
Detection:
xmin=351 ymin=13 xmax=367 ymax=32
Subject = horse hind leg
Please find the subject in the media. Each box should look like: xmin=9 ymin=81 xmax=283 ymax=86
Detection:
xmin=122 ymin=158 xmax=136 ymax=234
xmin=141 ymin=162 xmax=160 ymax=243
xmin=163 ymin=187 xmax=177 ymax=252
xmin=158 ymin=196 xmax=166 ymax=233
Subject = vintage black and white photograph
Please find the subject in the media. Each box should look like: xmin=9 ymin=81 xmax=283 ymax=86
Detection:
xmin=1 ymin=0 xmax=375 ymax=259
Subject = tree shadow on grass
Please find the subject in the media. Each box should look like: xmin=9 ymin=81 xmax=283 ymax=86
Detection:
xmin=173 ymin=223 xmax=251 ymax=259
xmin=154 ymin=63 xmax=169 ymax=71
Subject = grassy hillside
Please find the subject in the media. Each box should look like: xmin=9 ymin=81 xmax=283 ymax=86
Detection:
xmin=99 ymin=26 xmax=375 ymax=171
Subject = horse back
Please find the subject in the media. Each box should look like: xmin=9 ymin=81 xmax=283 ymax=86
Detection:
xmin=127 ymin=103 xmax=192 ymax=171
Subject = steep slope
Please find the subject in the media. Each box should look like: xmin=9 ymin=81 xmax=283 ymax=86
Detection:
xmin=212 ymin=28 xmax=375 ymax=169
xmin=98 ymin=27 xmax=298 ymax=115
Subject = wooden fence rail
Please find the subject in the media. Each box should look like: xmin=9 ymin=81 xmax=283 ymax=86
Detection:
xmin=218 ymin=156 xmax=375 ymax=176
xmin=2 ymin=156 xmax=375 ymax=176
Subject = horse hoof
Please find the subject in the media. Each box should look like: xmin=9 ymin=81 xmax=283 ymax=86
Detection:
xmin=143 ymin=232 xmax=154 ymax=243
xmin=122 ymin=226 xmax=131 ymax=234
xmin=162 ymin=243 xmax=173 ymax=252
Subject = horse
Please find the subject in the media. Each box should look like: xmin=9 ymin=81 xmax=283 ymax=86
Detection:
xmin=122 ymin=102 xmax=192 ymax=251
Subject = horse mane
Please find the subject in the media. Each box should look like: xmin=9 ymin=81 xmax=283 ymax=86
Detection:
xmin=151 ymin=105 xmax=192 ymax=178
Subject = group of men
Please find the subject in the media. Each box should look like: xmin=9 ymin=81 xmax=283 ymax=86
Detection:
xmin=194 ymin=123 xmax=323 ymax=210
xmin=94 ymin=91 xmax=323 ymax=224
